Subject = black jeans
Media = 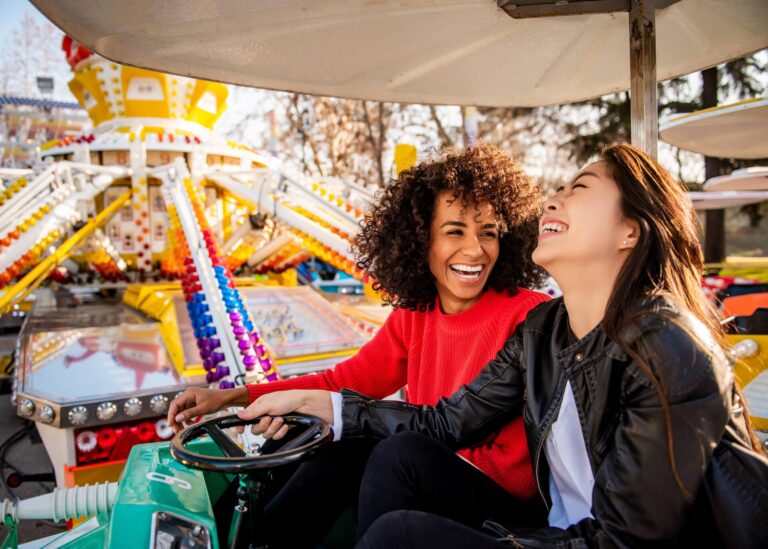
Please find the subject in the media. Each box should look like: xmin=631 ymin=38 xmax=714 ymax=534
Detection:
xmin=356 ymin=432 xmax=547 ymax=547
xmin=262 ymin=438 xmax=378 ymax=549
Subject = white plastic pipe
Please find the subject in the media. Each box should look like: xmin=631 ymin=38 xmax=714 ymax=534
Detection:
xmin=1 ymin=482 xmax=118 ymax=522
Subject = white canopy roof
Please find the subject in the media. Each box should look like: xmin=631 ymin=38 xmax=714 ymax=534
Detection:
xmin=688 ymin=190 xmax=768 ymax=211
xmin=31 ymin=0 xmax=768 ymax=107
xmin=660 ymin=98 xmax=768 ymax=159
xmin=704 ymin=167 xmax=768 ymax=192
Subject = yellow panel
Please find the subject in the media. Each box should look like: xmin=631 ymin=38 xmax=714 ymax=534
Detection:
xmin=730 ymin=334 xmax=768 ymax=388
xmin=394 ymin=143 xmax=418 ymax=175
xmin=730 ymin=334 xmax=768 ymax=429
xmin=157 ymin=298 xmax=186 ymax=374
xmin=64 ymin=459 xmax=126 ymax=488
xmin=185 ymin=80 xmax=228 ymax=129
xmin=268 ymin=269 xmax=298 ymax=287
xmin=276 ymin=348 xmax=358 ymax=365
xmin=121 ymin=67 xmax=170 ymax=118
xmin=69 ymin=69 xmax=113 ymax=126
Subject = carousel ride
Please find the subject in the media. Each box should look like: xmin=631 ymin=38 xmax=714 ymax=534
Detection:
xmin=1 ymin=1 xmax=766 ymax=547
xmin=0 ymin=37 xmax=383 ymax=493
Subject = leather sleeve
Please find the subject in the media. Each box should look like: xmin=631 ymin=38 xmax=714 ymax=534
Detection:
xmin=340 ymin=329 xmax=526 ymax=449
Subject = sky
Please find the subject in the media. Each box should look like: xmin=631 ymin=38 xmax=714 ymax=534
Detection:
xmin=0 ymin=0 xmax=34 ymax=39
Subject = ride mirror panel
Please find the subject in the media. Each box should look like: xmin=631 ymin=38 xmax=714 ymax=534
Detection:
xmin=173 ymin=285 xmax=371 ymax=365
xmin=19 ymin=301 xmax=180 ymax=404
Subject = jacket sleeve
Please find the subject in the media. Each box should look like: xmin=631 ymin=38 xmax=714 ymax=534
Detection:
xmin=340 ymin=327 xmax=526 ymax=449
xmin=511 ymin=319 xmax=731 ymax=549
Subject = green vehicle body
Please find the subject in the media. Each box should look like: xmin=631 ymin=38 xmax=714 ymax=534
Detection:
xmin=2 ymin=439 xmax=233 ymax=549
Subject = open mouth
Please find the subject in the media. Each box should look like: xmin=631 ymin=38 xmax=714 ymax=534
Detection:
xmin=449 ymin=264 xmax=484 ymax=282
xmin=540 ymin=221 xmax=568 ymax=236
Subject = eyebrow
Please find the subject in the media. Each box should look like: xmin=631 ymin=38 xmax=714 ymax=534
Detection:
xmin=440 ymin=221 xmax=499 ymax=229
xmin=573 ymin=170 xmax=600 ymax=182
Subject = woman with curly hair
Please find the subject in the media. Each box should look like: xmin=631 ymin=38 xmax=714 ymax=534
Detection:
xmin=168 ymin=143 xmax=548 ymax=547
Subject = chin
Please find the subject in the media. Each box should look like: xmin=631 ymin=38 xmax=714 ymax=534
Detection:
xmin=531 ymin=247 xmax=549 ymax=268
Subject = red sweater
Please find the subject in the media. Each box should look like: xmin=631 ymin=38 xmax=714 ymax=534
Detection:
xmin=247 ymin=288 xmax=548 ymax=498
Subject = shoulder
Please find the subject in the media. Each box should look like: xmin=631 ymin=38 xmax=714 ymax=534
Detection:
xmin=518 ymin=295 xmax=562 ymax=327
xmin=620 ymin=298 xmax=730 ymax=399
xmin=487 ymin=288 xmax=551 ymax=315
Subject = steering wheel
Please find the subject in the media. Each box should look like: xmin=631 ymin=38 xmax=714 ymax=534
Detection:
xmin=170 ymin=413 xmax=333 ymax=473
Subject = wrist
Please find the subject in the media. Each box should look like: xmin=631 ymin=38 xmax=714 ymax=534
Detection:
xmin=299 ymin=390 xmax=333 ymax=424
xmin=227 ymin=387 xmax=250 ymax=407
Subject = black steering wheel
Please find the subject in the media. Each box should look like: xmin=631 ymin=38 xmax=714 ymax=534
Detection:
xmin=170 ymin=413 xmax=333 ymax=473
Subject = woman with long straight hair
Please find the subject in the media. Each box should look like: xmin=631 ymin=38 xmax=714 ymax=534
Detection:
xmin=243 ymin=143 xmax=768 ymax=547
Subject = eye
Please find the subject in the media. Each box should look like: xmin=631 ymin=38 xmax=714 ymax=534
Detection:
xmin=446 ymin=229 xmax=463 ymax=236
xmin=480 ymin=230 xmax=498 ymax=238
xmin=573 ymin=183 xmax=586 ymax=189
xmin=554 ymin=186 xmax=564 ymax=194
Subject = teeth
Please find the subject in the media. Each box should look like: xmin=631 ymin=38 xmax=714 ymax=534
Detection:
xmin=450 ymin=264 xmax=483 ymax=273
xmin=541 ymin=222 xmax=566 ymax=234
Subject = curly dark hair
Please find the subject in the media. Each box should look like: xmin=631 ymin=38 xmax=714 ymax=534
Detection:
xmin=356 ymin=143 xmax=544 ymax=311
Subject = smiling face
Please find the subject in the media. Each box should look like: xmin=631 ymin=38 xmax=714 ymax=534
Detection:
xmin=532 ymin=161 xmax=637 ymax=276
xmin=427 ymin=191 xmax=501 ymax=314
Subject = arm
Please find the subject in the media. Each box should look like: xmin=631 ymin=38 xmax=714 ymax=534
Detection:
xmin=341 ymin=330 xmax=527 ymax=449
xmin=238 ymin=328 xmax=527 ymax=445
xmin=246 ymin=308 xmax=409 ymax=401
xmin=169 ymin=310 xmax=408 ymax=431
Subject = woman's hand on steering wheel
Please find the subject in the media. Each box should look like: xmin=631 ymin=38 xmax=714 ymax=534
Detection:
xmin=168 ymin=386 xmax=249 ymax=433
xmin=238 ymin=390 xmax=334 ymax=441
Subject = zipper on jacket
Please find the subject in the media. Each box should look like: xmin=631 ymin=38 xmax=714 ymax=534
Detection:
xmin=533 ymin=421 xmax=552 ymax=510
xmin=532 ymin=377 xmax=568 ymax=511
xmin=482 ymin=521 xmax=525 ymax=548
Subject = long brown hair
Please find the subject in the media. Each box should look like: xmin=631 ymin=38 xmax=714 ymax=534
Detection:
xmin=599 ymin=143 xmax=763 ymax=497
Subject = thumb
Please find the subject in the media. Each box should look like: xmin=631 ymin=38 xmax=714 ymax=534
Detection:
xmin=237 ymin=399 xmax=267 ymax=421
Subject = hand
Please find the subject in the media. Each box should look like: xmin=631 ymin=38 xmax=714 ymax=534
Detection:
xmin=237 ymin=390 xmax=333 ymax=440
xmin=168 ymin=387 xmax=248 ymax=433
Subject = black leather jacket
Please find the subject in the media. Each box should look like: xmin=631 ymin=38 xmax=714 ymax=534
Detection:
xmin=341 ymin=297 xmax=764 ymax=547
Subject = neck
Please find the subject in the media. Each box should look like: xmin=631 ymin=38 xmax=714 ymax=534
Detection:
xmin=438 ymin=291 xmax=484 ymax=315
xmin=551 ymin=259 xmax=623 ymax=339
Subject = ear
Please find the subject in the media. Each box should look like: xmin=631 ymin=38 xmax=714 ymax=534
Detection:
xmin=619 ymin=218 xmax=640 ymax=250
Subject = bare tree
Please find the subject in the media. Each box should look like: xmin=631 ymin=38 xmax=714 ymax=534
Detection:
xmin=0 ymin=12 xmax=73 ymax=100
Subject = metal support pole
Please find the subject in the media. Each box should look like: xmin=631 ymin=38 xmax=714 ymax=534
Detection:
xmin=629 ymin=0 xmax=658 ymax=159
xmin=701 ymin=67 xmax=725 ymax=263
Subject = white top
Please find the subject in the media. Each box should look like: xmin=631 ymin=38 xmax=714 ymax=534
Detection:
xmin=330 ymin=391 xmax=344 ymax=442
xmin=545 ymin=381 xmax=595 ymax=529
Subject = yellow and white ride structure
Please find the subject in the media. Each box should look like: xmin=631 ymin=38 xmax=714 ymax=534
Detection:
xmin=2 ymin=38 xmax=383 ymax=488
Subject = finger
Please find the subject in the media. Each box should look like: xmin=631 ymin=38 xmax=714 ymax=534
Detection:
xmin=238 ymin=398 xmax=268 ymax=420
xmin=235 ymin=426 xmax=244 ymax=434
xmin=272 ymin=424 xmax=291 ymax=441
xmin=264 ymin=416 xmax=284 ymax=439
xmin=168 ymin=391 xmax=196 ymax=430
xmin=167 ymin=391 xmax=188 ymax=422
xmin=173 ymin=401 xmax=209 ymax=426
xmin=250 ymin=416 xmax=272 ymax=436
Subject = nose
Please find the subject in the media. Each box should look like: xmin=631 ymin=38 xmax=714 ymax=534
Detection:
xmin=543 ymin=194 xmax=562 ymax=212
xmin=461 ymin=234 xmax=484 ymax=258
